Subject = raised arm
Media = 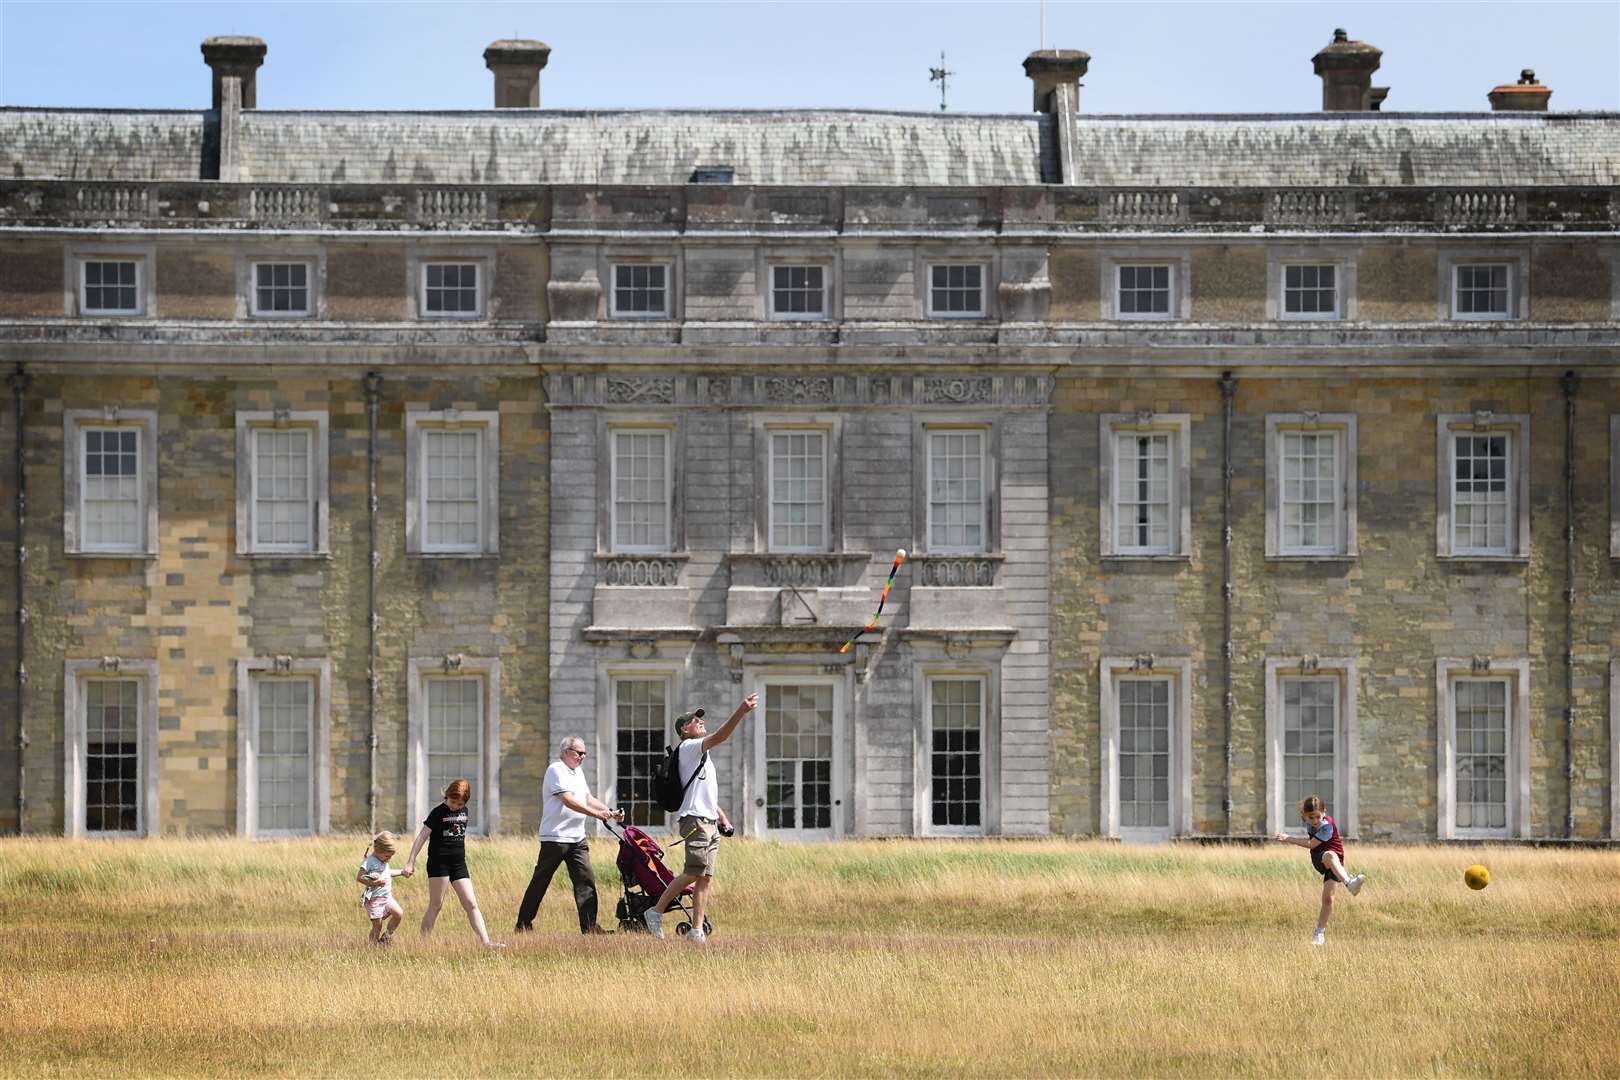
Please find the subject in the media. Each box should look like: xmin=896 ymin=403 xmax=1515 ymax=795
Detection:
xmin=702 ymin=693 xmax=759 ymax=752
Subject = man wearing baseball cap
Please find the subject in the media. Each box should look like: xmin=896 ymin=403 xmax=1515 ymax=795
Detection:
xmin=644 ymin=691 xmax=758 ymax=943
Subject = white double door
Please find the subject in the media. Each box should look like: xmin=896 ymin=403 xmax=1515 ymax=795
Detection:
xmin=746 ymin=675 xmax=847 ymax=841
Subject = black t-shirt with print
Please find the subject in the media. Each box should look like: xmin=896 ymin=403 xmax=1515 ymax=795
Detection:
xmin=424 ymin=802 xmax=468 ymax=864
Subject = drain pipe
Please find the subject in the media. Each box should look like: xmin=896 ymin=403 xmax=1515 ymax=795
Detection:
xmin=1561 ymin=370 xmax=1578 ymax=839
xmin=10 ymin=365 xmax=29 ymax=836
xmin=365 ymin=371 xmax=382 ymax=835
xmin=1219 ymin=371 xmax=1236 ymax=836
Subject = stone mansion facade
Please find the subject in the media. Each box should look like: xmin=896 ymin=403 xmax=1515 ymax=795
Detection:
xmin=1 ymin=32 xmax=1616 ymax=843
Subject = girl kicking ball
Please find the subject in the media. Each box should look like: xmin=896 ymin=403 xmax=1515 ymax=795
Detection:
xmin=1275 ymin=794 xmax=1366 ymax=945
xmin=405 ymin=779 xmax=505 ymax=949
xmin=358 ymin=831 xmax=411 ymax=944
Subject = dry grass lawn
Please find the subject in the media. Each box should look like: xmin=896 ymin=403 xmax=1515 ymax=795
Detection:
xmin=0 ymin=836 xmax=1615 ymax=1078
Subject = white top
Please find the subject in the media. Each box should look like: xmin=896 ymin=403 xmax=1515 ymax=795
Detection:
xmin=540 ymin=759 xmax=592 ymax=843
xmin=359 ymin=853 xmax=400 ymax=901
xmin=676 ymin=737 xmax=719 ymax=820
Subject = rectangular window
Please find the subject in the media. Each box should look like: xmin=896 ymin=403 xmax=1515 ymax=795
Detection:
xmin=1453 ymin=263 xmax=1511 ymax=320
xmin=1453 ymin=679 xmax=1509 ymax=833
xmin=614 ymin=678 xmax=669 ymax=827
xmin=1117 ymin=678 xmax=1172 ymax=833
xmin=253 ymin=262 xmax=311 ymax=317
xmin=426 ymin=678 xmax=483 ymax=804
xmin=1116 ymin=264 xmax=1172 ymax=319
xmin=929 ymin=678 xmax=983 ymax=832
xmin=255 ymin=678 xmax=313 ymax=834
xmin=612 ymin=264 xmax=669 ymax=317
xmin=1452 ymin=433 xmax=1512 ymax=555
xmin=770 ymin=265 xmax=826 ymax=320
xmin=423 ymin=263 xmax=480 ymax=317
xmin=611 ymin=430 xmax=672 ymax=553
xmin=85 ymin=679 xmax=141 ymax=835
xmin=1282 ymin=263 xmax=1338 ymax=319
xmin=80 ymin=427 xmax=142 ymax=553
xmin=1280 ymin=431 xmax=1339 ymax=554
xmin=1282 ymin=677 xmax=1337 ymax=821
xmin=928 ymin=430 xmax=986 ymax=553
xmin=769 ymin=430 xmax=828 ymax=552
xmin=928 ymin=264 xmax=984 ymax=318
xmin=1114 ymin=432 xmax=1173 ymax=554
xmin=763 ymin=684 xmax=834 ymax=833
xmin=252 ymin=428 xmax=315 ymax=552
xmin=82 ymin=260 xmax=140 ymax=314
xmin=423 ymin=429 xmax=484 ymax=552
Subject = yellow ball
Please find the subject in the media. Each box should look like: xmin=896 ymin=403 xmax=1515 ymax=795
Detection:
xmin=1464 ymin=864 xmax=1491 ymax=890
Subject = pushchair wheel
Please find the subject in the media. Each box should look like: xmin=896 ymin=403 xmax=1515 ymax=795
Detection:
xmin=676 ymin=921 xmax=691 ymax=936
xmin=702 ymin=918 xmax=712 ymax=936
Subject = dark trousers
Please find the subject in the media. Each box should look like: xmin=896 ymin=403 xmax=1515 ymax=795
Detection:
xmin=515 ymin=839 xmax=598 ymax=932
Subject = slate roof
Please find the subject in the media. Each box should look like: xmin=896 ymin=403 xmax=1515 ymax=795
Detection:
xmin=2 ymin=106 xmax=1616 ymax=187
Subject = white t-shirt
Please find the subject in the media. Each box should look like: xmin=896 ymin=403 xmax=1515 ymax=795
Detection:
xmin=676 ymin=737 xmax=719 ymax=820
xmin=359 ymin=853 xmax=398 ymax=901
xmin=540 ymin=760 xmax=592 ymax=843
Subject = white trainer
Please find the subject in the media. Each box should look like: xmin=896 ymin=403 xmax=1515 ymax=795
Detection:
xmin=643 ymin=908 xmax=665 ymax=940
xmin=1311 ymin=929 xmax=1326 ymax=946
xmin=1346 ymin=874 xmax=1365 ymax=897
xmin=687 ymin=927 xmax=707 ymax=944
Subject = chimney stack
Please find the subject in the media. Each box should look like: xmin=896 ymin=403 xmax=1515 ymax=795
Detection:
xmin=1023 ymin=50 xmax=1090 ymax=114
xmin=1312 ymin=29 xmax=1387 ymax=111
xmin=484 ymin=39 xmax=551 ymax=108
xmin=1489 ymin=69 xmax=1552 ymax=112
xmin=201 ymin=36 xmax=267 ymax=111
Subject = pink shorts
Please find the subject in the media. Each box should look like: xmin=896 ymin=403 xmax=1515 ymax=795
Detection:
xmin=363 ymin=895 xmax=396 ymax=921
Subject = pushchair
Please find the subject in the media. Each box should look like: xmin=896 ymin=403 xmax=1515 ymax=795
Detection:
xmin=603 ymin=818 xmax=713 ymax=938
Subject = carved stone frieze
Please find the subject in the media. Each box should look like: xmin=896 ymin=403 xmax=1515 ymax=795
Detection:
xmin=762 ymin=556 xmax=841 ymax=588
xmin=763 ymin=376 xmax=833 ymax=404
xmin=547 ymin=371 xmax=1053 ymax=409
xmin=600 ymin=558 xmax=683 ymax=587
xmin=605 ymin=377 xmax=675 ymax=405
xmin=921 ymin=376 xmax=993 ymax=405
xmin=917 ymin=558 xmax=998 ymax=587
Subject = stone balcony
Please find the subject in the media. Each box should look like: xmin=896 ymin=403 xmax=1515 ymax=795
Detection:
xmin=723 ymin=552 xmax=873 ymax=631
xmin=585 ymin=553 xmax=699 ymax=640
xmin=905 ymin=555 xmax=1015 ymax=636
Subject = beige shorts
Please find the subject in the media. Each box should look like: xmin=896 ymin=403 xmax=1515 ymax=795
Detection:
xmin=679 ymin=816 xmax=719 ymax=878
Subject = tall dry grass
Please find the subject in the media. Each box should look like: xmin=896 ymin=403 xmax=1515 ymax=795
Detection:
xmin=0 ymin=835 xmax=1615 ymax=1078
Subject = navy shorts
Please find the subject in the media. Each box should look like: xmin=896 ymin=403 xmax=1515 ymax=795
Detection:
xmin=1311 ymin=847 xmax=1344 ymax=881
xmin=427 ymin=859 xmax=470 ymax=882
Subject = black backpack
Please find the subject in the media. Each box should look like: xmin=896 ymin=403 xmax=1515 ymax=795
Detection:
xmin=652 ymin=741 xmax=707 ymax=813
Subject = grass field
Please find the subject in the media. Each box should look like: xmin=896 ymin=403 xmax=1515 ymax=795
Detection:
xmin=0 ymin=835 xmax=1615 ymax=1078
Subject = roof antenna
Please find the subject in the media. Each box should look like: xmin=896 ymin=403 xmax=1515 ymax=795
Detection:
xmin=929 ymin=51 xmax=953 ymax=112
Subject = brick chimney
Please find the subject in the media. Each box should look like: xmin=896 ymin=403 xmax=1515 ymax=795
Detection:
xmin=201 ymin=36 xmax=266 ymax=182
xmin=1023 ymin=49 xmax=1090 ymax=114
xmin=484 ymin=39 xmax=550 ymax=108
xmin=1489 ymin=69 xmax=1552 ymax=112
xmin=1312 ymin=29 xmax=1387 ymax=111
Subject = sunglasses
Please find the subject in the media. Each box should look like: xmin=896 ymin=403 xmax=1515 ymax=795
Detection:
xmin=565 ymin=747 xmax=587 ymax=757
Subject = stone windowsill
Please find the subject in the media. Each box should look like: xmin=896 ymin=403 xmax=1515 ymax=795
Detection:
xmin=1437 ymin=554 xmax=1531 ymax=564
xmin=66 ymin=551 xmax=158 ymax=560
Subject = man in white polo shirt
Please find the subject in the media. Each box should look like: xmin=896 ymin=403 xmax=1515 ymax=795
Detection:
xmin=644 ymin=692 xmax=758 ymax=943
xmin=514 ymin=735 xmax=623 ymax=935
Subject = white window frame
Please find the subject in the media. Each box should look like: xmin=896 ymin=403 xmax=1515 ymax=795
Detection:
xmin=767 ymin=263 xmax=830 ymax=322
xmin=1113 ymin=262 xmax=1177 ymax=321
xmin=1435 ymin=413 xmax=1530 ymax=560
xmin=1099 ymin=656 xmax=1193 ymax=841
xmin=407 ymin=656 xmax=502 ymax=835
xmin=235 ymin=411 xmax=330 ymax=557
xmin=764 ymin=423 xmax=834 ymax=554
xmin=418 ymin=261 xmax=484 ymax=320
xmin=1450 ymin=261 xmax=1515 ymax=322
xmin=405 ymin=409 xmax=501 ymax=557
xmin=1265 ymin=248 xmax=1356 ymax=322
xmin=1436 ymin=658 xmax=1530 ymax=840
xmin=1099 ymin=413 xmax=1192 ymax=559
xmin=248 ymin=259 xmax=315 ymax=319
xmin=925 ymin=426 xmax=991 ymax=555
xmin=63 ymin=409 xmax=158 ymax=557
xmin=608 ymin=426 xmax=675 ymax=555
xmin=608 ymin=262 xmax=673 ymax=319
xmin=925 ymin=262 xmax=989 ymax=320
xmin=597 ymin=665 xmax=682 ymax=833
xmin=78 ymin=257 xmax=145 ymax=316
xmin=919 ymin=672 xmax=992 ymax=837
xmin=63 ymin=658 xmax=159 ymax=838
xmin=235 ymin=657 xmax=331 ymax=838
xmin=744 ymin=669 xmax=849 ymax=841
xmin=1264 ymin=657 xmax=1358 ymax=837
xmin=1265 ymin=413 xmax=1358 ymax=559
xmin=1278 ymin=262 xmax=1342 ymax=321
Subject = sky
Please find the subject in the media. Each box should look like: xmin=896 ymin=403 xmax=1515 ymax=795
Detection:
xmin=0 ymin=0 xmax=1616 ymax=114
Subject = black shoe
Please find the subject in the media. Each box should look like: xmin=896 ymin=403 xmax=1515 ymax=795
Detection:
xmin=583 ymin=925 xmax=614 ymax=935
xmin=514 ymin=924 xmax=533 ymax=933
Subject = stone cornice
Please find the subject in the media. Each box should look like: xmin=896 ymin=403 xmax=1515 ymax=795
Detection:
xmin=544 ymin=372 xmax=1055 ymax=409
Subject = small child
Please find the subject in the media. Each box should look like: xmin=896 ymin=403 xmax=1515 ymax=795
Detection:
xmin=357 ymin=831 xmax=411 ymax=945
xmin=1275 ymin=794 xmax=1366 ymax=945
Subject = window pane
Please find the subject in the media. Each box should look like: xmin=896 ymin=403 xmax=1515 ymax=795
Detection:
xmin=928 ymin=430 xmax=986 ymax=552
xmin=253 ymin=428 xmax=314 ymax=550
xmin=1118 ymin=264 xmax=1172 ymax=318
xmin=427 ymin=678 xmax=482 ymax=810
xmin=82 ymin=426 xmax=142 ymax=550
xmin=612 ymin=430 xmax=670 ymax=550
xmin=1453 ymin=678 xmax=1509 ymax=832
xmin=1118 ymin=679 xmax=1171 ymax=831
xmin=423 ymin=429 xmax=482 ymax=550
xmin=1114 ymin=432 xmax=1172 ymax=552
xmin=615 ymin=678 xmax=668 ymax=826
xmin=764 ymin=685 xmax=835 ymax=831
xmin=85 ymin=679 xmax=140 ymax=833
xmin=930 ymin=679 xmax=983 ymax=829
xmin=256 ymin=678 xmax=312 ymax=833
xmin=770 ymin=431 xmax=826 ymax=551
xmin=929 ymin=264 xmax=983 ymax=316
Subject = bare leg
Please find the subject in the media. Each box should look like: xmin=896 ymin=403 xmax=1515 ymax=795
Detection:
xmin=1322 ymin=851 xmax=1351 ymax=886
xmin=369 ymin=917 xmax=385 ymax=943
xmin=1317 ymin=879 xmax=1335 ymax=932
xmin=384 ymin=899 xmax=404 ymax=939
xmin=654 ymin=872 xmax=698 ymax=915
xmin=451 ymin=877 xmax=496 ymax=946
xmin=690 ymin=875 xmax=712 ymax=930
xmin=421 ymin=876 xmax=449 ymax=935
